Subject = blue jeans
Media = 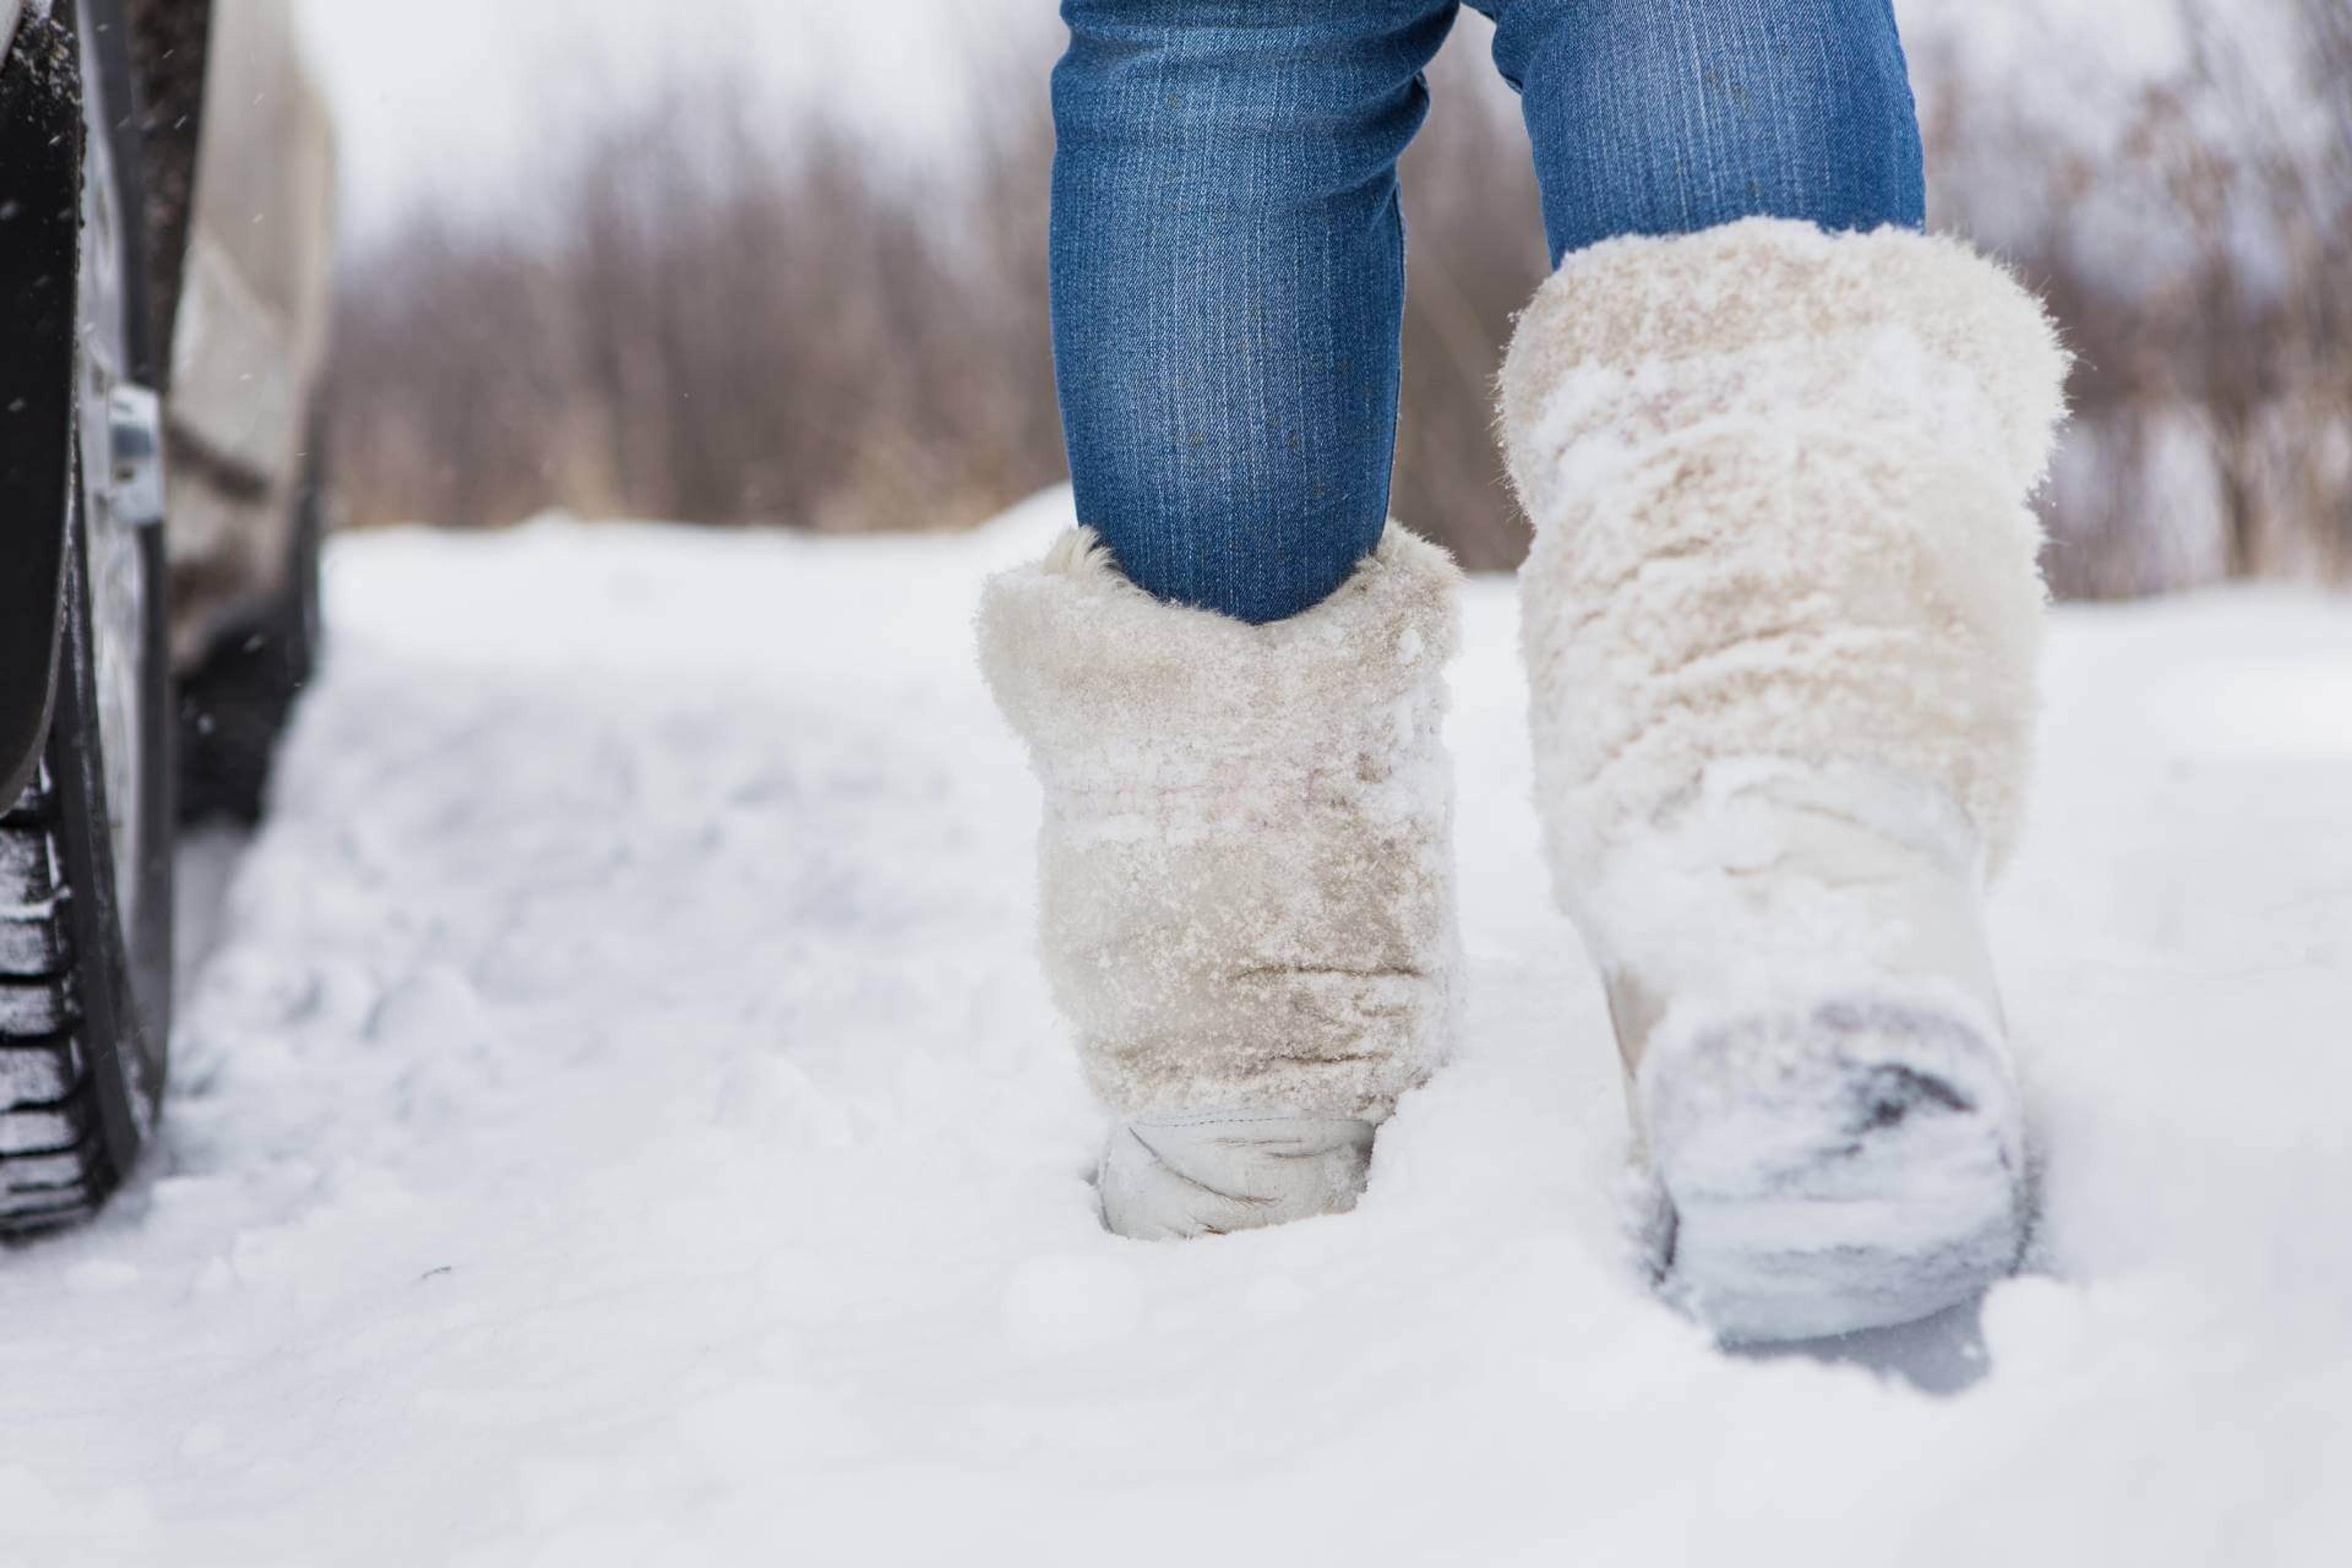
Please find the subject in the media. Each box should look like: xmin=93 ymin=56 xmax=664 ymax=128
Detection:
xmin=1050 ymin=0 xmax=1925 ymax=624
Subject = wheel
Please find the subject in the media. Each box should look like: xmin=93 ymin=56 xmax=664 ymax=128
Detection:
xmin=175 ymin=409 xmax=326 ymax=826
xmin=0 ymin=0 xmax=175 ymax=1234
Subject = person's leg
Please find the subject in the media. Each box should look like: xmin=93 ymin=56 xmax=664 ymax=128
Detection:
xmin=1050 ymin=0 xmax=1457 ymax=624
xmin=1486 ymin=2 xmax=2070 ymax=1339
xmin=983 ymin=1 xmax=1471 ymax=1241
xmin=1477 ymin=0 xmax=1923 ymax=261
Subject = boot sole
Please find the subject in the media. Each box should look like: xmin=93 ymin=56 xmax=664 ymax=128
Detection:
xmin=1637 ymin=998 xmax=2028 ymax=1343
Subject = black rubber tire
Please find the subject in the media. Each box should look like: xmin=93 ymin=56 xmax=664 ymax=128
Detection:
xmin=1 ymin=517 xmax=175 ymax=1232
xmin=0 ymin=0 xmax=176 ymax=1236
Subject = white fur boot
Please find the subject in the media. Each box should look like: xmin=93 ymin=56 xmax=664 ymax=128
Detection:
xmin=979 ymin=526 xmax=1463 ymax=1240
xmin=1499 ymin=218 xmax=2070 ymax=1340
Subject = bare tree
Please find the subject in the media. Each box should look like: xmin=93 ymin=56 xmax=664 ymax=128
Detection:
xmin=329 ymin=3 xmax=2348 ymax=597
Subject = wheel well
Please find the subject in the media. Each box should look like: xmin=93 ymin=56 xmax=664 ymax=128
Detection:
xmin=123 ymin=0 xmax=211 ymax=393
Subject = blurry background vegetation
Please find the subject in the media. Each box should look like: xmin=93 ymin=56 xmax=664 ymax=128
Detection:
xmin=323 ymin=0 xmax=2350 ymax=599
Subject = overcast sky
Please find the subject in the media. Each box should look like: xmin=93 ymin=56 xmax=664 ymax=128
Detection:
xmin=293 ymin=0 xmax=1038 ymax=239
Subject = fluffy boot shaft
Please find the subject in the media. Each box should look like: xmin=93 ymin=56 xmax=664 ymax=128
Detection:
xmin=1500 ymin=217 xmax=2068 ymax=1339
xmin=979 ymin=525 xmax=1463 ymax=1238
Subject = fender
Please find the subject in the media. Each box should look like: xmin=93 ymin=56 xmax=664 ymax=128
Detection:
xmin=0 ymin=2 xmax=80 ymax=805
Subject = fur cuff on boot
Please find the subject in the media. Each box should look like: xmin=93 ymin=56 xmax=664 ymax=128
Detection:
xmin=1499 ymin=217 xmax=2068 ymax=895
xmin=978 ymin=524 xmax=1463 ymax=1123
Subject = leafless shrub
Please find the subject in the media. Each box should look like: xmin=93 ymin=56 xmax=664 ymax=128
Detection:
xmin=329 ymin=4 xmax=2348 ymax=597
xmin=1912 ymin=0 xmax=2351 ymax=594
xmin=329 ymin=56 xmax=1060 ymax=533
xmin=1395 ymin=33 xmax=1550 ymax=571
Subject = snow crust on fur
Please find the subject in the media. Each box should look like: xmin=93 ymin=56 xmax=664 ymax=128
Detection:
xmin=1500 ymin=217 xmax=2070 ymax=897
xmin=978 ymin=525 xmax=1463 ymax=1120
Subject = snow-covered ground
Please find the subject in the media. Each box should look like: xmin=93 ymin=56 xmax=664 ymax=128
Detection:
xmin=4 ymin=494 xmax=2348 ymax=1564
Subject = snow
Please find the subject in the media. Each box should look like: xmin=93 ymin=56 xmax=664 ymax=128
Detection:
xmin=3 ymin=492 xmax=2348 ymax=1563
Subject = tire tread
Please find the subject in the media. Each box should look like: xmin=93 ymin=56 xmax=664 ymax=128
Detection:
xmin=0 ymin=772 xmax=114 ymax=1232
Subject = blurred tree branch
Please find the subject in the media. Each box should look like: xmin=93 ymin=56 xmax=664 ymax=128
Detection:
xmin=328 ymin=3 xmax=2348 ymax=595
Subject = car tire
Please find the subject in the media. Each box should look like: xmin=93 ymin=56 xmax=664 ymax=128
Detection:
xmin=0 ymin=0 xmax=176 ymax=1234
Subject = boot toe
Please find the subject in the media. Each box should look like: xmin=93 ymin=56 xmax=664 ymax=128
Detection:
xmin=1096 ymin=1112 xmax=1379 ymax=1241
xmin=1638 ymin=998 xmax=2029 ymax=1342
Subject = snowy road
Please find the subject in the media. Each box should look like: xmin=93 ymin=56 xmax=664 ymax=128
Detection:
xmin=4 ymin=494 xmax=2348 ymax=1564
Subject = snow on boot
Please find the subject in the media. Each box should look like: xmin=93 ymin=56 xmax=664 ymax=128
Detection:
xmin=1498 ymin=217 xmax=2070 ymax=1341
xmin=979 ymin=526 xmax=1463 ymax=1240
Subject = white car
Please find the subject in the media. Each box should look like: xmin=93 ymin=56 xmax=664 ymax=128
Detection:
xmin=0 ymin=0 xmax=335 ymax=1231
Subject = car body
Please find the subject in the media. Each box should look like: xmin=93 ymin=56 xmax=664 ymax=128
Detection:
xmin=157 ymin=0 xmax=336 ymax=668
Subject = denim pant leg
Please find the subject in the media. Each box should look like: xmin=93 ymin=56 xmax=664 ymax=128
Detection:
xmin=1049 ymin=1 xmax=1458 ymax=625
xmin=1476 ymin=0 xmax=1925 ymax=264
